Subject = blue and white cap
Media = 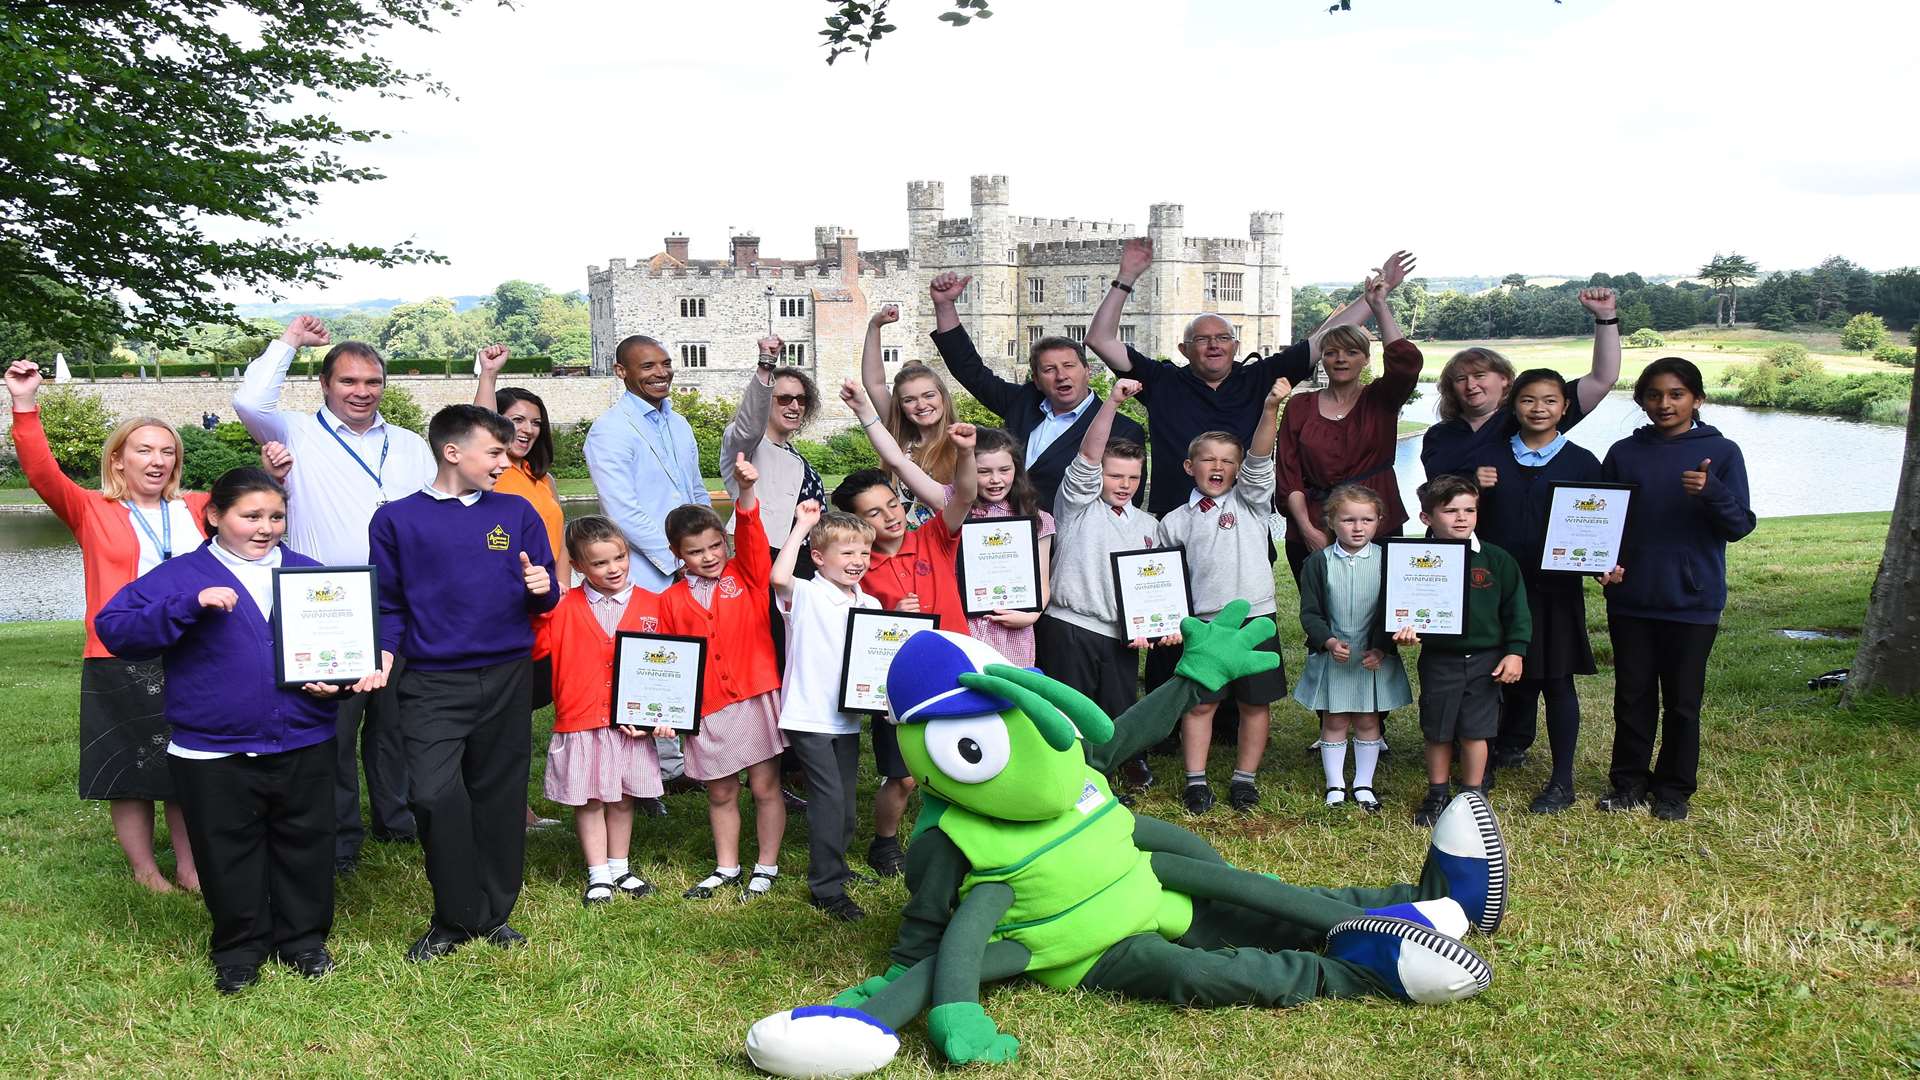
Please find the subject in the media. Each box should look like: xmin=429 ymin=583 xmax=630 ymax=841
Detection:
xmin=887 ymin=631 xmax=1028 ymax=725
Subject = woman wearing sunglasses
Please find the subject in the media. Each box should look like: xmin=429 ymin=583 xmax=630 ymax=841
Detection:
xmin=723 ymin=336 xmax=826 ymax=651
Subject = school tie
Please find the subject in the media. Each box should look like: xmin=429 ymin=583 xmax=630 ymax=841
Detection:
xmin=1197 ymin=496 xmax=1216 ymax=512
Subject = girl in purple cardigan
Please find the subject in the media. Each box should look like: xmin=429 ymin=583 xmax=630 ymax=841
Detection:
xmin=96 ymin=468 xmax=387 ymax=995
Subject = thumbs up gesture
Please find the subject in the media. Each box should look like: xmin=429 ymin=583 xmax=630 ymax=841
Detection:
xmin=733 ymin=452 xmax=759 ymax=488
xmin=520 ymin=551 xmax=551 ymax=596
xmin=1681 ymin=458 xmax=1711 ymax=497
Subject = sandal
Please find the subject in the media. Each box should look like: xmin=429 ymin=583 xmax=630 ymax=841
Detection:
xmin=1349 ymin=786 xmax=1382 ymax=814
xmin=1324 ymin=786 xmax=1348 ymax=807
xmin=582 ymin=881 xmax=615 ymax=906
xmin=612 ymin=872 xmax=654 ymax=899
xmin=682 ymin=870 xmax=742 ymax=900
xmin=741 ymin=869 xmax=778 ymax=901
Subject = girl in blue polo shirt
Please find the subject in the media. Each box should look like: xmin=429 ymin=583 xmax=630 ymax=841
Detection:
xmin=97 ymin=468 xmax=386 ymax=995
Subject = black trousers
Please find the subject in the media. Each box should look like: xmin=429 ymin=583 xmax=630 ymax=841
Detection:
xmin=1034 ymin=616 xmax=1139 ymax=722
xmin=1499 ymin=675 xmax=1581 ymax=787
xmin=397 ymin=659 xmax=532 ymax=936
xmin=335 ymin=655 xmax=415 ymax=858
xmin=170 ymin=739 xmax=336 ymax=969
xmin=1607 ymin=614 xmax=1718 ymax=802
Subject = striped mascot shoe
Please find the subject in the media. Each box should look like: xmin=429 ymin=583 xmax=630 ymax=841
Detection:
xmin=1326 ymin=903 xmax=1493 ymax=1005
xmin=1420 ymin=789 xmax=1509 ymax=935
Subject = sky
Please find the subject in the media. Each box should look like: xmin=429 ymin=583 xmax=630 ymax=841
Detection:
xmin=243 ymin=0 xmax=1920 ymax=304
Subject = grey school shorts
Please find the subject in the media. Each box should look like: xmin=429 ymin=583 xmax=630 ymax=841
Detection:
xmin=1416 ymin=649 xmax=1502 ymax=743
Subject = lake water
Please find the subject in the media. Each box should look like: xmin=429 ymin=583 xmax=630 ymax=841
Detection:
xmin=1 ymin=392 xmax=1905 ymax=623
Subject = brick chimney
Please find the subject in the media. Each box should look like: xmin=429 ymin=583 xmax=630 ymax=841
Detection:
xmin=664 ymin=235 xmax=689 ymax=262
xmin=731 ymin=234 xmax=760 ymax=269
xmin=837 ymin=234 xmax=860 ymax=277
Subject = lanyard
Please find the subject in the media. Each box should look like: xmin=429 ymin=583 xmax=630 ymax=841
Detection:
xmin=620 ymin=401 xmax=696 ymax=503
xmin=124 ymin=501 xmax=173 ymax=560
xmin=316 ymin=409 xmax=389 ymax=500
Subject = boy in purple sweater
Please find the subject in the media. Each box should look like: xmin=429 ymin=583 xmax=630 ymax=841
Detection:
xmin=369 ymin=404 xmax=558 ymax=961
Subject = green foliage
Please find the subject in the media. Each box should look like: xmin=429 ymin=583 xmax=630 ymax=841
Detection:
xmin=1698 ymin=252 xmax=1761 ymax=325
xmin=953 ymin=393 xmax=1001 ymax=428
xmin=670 ymin=389 xmax=735 ymax=477
xmin=33 ymin=389 xmax=116 ymax=477
xmin=1625 ymin=327 xmax=1665 ymax=349
xmin=378 ymin=385 xmax=427 ymax=436
xmin=795 ymin=430 xmax=881 ymax=475
xmin=380 ymin=298 xmax=461 ymax=363
xmin=550 ymin=420 xmax=593 ymax=480
xmin=177 ymin=425 xmax=259 ymax=491
xmin=1840 ymin=313 xmax=1889 ymax=352
xmin=0 ymin=3 xmax=459 ymax=350
xmin=1872 ymin=343 xmax=1915 ymax=368
xmin=1723 ymin=347 xmax=1910 ymax=420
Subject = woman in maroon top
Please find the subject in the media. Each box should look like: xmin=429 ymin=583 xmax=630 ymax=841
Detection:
xmin=1278 ymin=275 xmax=1422 ymax=580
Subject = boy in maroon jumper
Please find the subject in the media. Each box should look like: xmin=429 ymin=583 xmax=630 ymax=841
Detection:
xmin=369 ymin=404 xmax=558 ymax=961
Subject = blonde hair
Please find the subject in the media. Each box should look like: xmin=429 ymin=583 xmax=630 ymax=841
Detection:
xmin=1319 ymin=325 xmax=1373 ymax=360
xmin=1435 ymin=347 xmax=1516 ymax=422
xmin=885 ymin=364 xmax=959 ymax=484
xmin=1321 ymin=483 xmax=1387 ymax=528
xmin=98 ymin=416 xmax=185 ymax=502
xmin=809 ymin=510 xmax=876 ymax=550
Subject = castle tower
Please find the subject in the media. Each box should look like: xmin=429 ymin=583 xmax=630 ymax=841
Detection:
xmin=968 ymin=175 xmax=1016 ymax=360
xmin=1145 ymin=203 xmax=1186 ymax=356
xmin=907 ymin=180 xmax=944 ymax=268
xmin=1250 ymin=211 xmax=1290 ymax=353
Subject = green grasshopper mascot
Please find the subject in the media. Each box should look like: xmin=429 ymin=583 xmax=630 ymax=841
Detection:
xmin=747 ymin=603 xmax=1507 ymax=1078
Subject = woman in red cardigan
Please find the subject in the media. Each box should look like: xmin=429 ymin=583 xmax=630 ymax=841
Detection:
xmin=7 ymin=360 xmax=211 ymax=892
xmin=1278 ymin=270 xmax=1423 ymax=580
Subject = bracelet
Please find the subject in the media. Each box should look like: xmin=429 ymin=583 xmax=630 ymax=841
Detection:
xmin=1593 ymin=317 xmax=1620 ymax=325
xmin=860 ymin=416 xmax=880 ymax=428
xmin=1110 ymin=279 xmax=1134 ymax=293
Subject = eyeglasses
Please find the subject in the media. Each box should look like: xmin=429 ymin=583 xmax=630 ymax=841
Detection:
xmin=772 ymin=393 xmax=808 ymax=407
xmin=1188 ymin=334 xmax=1236 ymax=346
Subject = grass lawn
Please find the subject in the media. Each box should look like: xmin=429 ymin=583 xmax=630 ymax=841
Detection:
xmin=1410 ymin=326 xmax=1907 ymax=387
xmin=1 ymin=518 xmax=1917 ymax=1076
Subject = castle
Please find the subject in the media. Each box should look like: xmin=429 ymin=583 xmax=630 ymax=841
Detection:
xmin=586 ymin=176 xmax=1291 ymax=404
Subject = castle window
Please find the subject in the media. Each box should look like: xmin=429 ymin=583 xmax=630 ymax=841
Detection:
xmin=1028 ymin=278 xmax=1045 ymax=304
xmin=947 ymin=240 xmax=968 ymax=261
xmin=1028 ymin=325 xmax=1045 ymax=345
xmin=881 ymin=346 xmax=902 ymax=365
xmin=783 ymin=342 xmax=807 ymax=366
xmin=1005 ymin=248 xmax=1016 ymax=264
xmin=1065 ymin=276 xmax=1088 ymax=306
xmin=1006 ymin=339 xmax=1017 ymax=358
xmin=1203 ymin=272 xmax=1244 ymax=302
xmin=678 ymin=297 xmax=707 ymax=318
xmin=1119 ymin=324 xmax=1137 ymax=345
xmin=778 ymin=297 xmax=807 ymax=319
xmin=1064 ymin=324 xmax=1087 ymax=344
xmin=679 ymin=344 xmax=708 ymax=368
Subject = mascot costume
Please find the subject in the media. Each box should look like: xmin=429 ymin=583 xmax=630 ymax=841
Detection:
xmin=747 ymin=602 xmax=1508 ymax=1078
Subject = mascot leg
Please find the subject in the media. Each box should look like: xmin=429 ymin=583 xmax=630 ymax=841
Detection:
xmin=1131 ymin=814 xmax=1228 ymax=864
xmin=1080 ymin=930 xmax=1388 ymax=1007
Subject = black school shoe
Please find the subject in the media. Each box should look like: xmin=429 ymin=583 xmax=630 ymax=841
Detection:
xmin=810 ymin=893 xmax=867 ymax=922
xmin=1183 ymin=782 xmax=1215 ymax=815
xmin=405 ymin=926 xmax=471 ymax=963
xmin=1492 ymin=748 xmax=1529 ymax=771
xmin=867 ymin=836 xmax=906 ymax=877
xmin=1595 ymin=788 xmax=1647 ymax=813
xmin=1651 ymin=796 xmax=1691 ymax=822
xmin=1528 ymin=783 xmax=1575 ymax=815
xmin=483 ymin=924 xmax=527 ymax=949
xmin=1411 ymin=788 xmax=1450 ymax=828
xmin=213 ymin=964 xmax=259 ymax=995
xmin=1118 ymin=756 xmax=1155 ymax=792
xmin=1228 ymin=779 xmax=1260 ymax=813
xmin=277 ymin=948 xmax=335 ymax=978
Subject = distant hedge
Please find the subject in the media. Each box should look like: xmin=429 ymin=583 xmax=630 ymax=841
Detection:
xmin=73 ymin=355 xmax=558 ymax=380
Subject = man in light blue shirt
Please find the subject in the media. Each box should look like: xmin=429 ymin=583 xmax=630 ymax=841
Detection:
xmin=585 ymin=335 xmax=710 ymax=592
xmin=1024 ymin=392 xmax=1096 ymax=466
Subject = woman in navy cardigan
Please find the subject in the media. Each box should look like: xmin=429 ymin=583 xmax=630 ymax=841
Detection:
xmin=1597 ymin=358 xmax=1755 ymax=822
xmin=96 ymin=468 xmax=387 ymax=994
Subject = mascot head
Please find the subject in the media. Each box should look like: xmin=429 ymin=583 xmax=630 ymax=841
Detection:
xmin=884 ymin=632 xmax=1114 ymax=822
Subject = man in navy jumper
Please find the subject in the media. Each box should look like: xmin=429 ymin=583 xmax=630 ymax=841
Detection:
xmin=369 ymin=404 xmax=559 ymax=961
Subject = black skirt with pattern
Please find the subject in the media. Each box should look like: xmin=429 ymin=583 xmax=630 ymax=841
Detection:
xmin=77 ymin=657 xmax=175 ymax=801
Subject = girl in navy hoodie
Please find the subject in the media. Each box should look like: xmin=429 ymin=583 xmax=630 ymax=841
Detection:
xmin=96 ymin=468 xmax=386 ymax=994
xmin=1597 ymin=358 xmax=1755 ymax=821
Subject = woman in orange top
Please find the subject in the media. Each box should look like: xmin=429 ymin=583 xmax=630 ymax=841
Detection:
xmin=6 ymin=359 xmax=208 ymax=893
xmin=474 ymin=345 xmax=569 ymax=588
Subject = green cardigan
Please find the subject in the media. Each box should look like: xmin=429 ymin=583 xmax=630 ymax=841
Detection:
xmin=1297 ymin=545 xmax=1397 ymax=656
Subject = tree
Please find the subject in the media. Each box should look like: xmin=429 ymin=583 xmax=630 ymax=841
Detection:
xmin=1875 ymin=267 xmax=1920 ymax=329
xmin=1841 ymin=313 xmax=1890 ymax=352
xmin=490 ymin=280 xmax=552 ymax=324
xmin=1501 ymin=273 xmax=1529 ymax=288
xmin=34 ymin=387 xmax=116 ymax=477
xmin=1846 ymin=363 xmax=1920 ymax=701
xmin=1698 ymin=253 xmax=1759 ymax=326
xmin=380 ymin=298 xmax=459 ymax=364
xmin=0 ymin=3 xmax=468 ymax=351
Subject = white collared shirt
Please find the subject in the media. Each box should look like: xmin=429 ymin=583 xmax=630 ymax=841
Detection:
xmin=1024 ymin=393 xmax=1095 ymax=467
xmin=232 ymin=340 xmax=437 ymax=566
xmin=586 ymin=582 xmax=634 ymax=636
xmin=422 ymin=484 xmax=484 ymax=507
xmin=777 ymin=575 xmax=877 ymax=735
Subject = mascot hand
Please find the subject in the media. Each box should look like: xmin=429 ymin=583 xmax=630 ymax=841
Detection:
xmin=832 ymin=964 xmax=910 ymax=1009
xmin=1174 ymin=598 xmax=1279 ymax=693
xmin=927 ymin=1002 xmax=1020 ymax=1065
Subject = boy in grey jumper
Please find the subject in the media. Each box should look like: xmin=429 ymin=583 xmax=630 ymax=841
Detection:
xmin=1156 ymin=378 xmax=1291 ymax=814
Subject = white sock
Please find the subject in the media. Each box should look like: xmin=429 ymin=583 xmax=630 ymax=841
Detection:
xmin=1353 ymin=738 xmax=1383 ymax=798
xmin=748 ymin=862 xmax=780 ymax=894
xmin=587 ymin=863 xmax=613 ymax=886
xmin=607 ymin=858 xmax=630 ymax=878
xmin=1320 ymin=739 xmax=1349 ymax=800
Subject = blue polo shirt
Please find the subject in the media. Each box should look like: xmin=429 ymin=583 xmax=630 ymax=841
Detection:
xmin=1124 ymin=341 xmax=1314 ymax=516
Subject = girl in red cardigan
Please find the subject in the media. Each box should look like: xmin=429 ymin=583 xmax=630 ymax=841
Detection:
xmin=532 ymin=515 xmax=673 ymax=907
xmin=661 ymin=455 xmax=787 ymax=901
xmin=7 ymin=359 xmax=209 ymax=893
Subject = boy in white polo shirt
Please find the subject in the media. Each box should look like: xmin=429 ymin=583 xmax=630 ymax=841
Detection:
xmin=772 ymin=500 xmax=879 ymax=922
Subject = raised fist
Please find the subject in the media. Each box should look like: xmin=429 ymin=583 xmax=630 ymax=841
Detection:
xmin=1579 ymin=287 xmax=1618 ymax=319
xmin=757 ymin=336 xmax=783 ymax=359
xmin=870 ymin=303 xmax=902 ymax=328
xmin=4 ymin=359 xmax=43 ymax=403
xmin=1109 ymin=378 xmax=1143 ymax=403
xmin=280 ymin=315 xmax=331 ymax=349
xmin=928 ymin=274 xmax=970 ymax=306
xmin=476 ymin=344 xmax=509 ymax=375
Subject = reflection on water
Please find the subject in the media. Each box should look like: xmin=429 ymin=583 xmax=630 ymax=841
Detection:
xmin=0 ymin=394 xmax=1907 ymax=623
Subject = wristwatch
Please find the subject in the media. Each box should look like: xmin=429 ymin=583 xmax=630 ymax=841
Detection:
xmin=1110 ymin=279 xmax=1134 ymax=294
xmin=1593 ymin=317 xmax=1620 ymax=325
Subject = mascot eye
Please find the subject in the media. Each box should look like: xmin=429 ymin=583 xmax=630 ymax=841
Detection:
xmin=925 ymin=716 xmax=1011 ymax=783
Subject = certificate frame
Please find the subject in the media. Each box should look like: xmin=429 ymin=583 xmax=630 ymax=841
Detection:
xmin=1381 ymin=537 xmax=1472 ymax=636
xmin=838 ymin=609 xmax=941 ymax=718
xmin=1540 ymin=481 xmax=1636 ymax=575
xmin=609 ymin=631 xmax=707 ymax=735
xmin=956 ymin=516 xmax=1043 ymax=615
xmin=1110 ymin=545 xmax=1194 ymax=642
xmin=271 ymin=564 xmax=381 ymax=688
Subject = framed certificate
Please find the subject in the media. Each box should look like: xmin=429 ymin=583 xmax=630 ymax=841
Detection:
xmin=839 ymin=609 xmax=941 ymax=717
xmin=956 ymin=516 xmax=1043 ymax=615
xmin=271 ymin=565 xmax=380 ymax=687
xmin=1541 ymin=481 xmax=1635 ymax=574
xmin=1382 ymin=537 xmax=1471 ymax=636
xmin=1110 ymin=546 xmax=1192 ymax=642
xmin=610 ymin=632 xmax=707 ymax=734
